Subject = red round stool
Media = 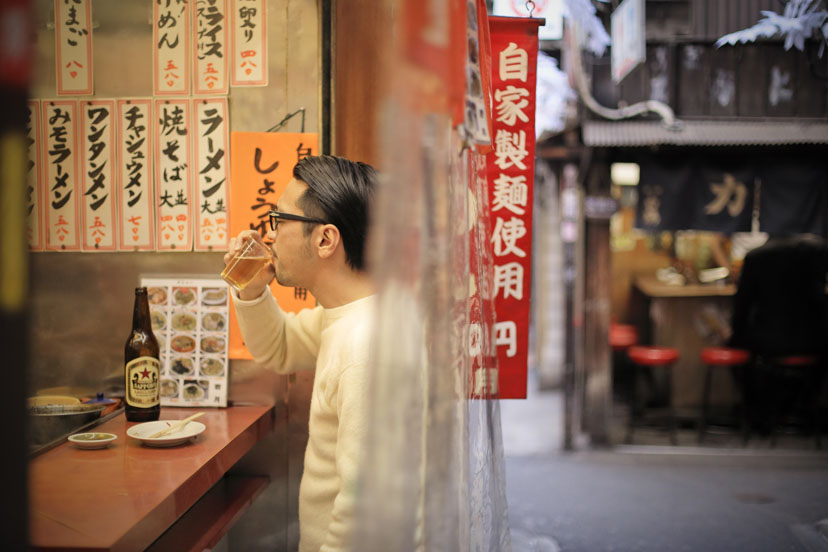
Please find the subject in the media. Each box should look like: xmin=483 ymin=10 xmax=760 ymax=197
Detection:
xmin=698 ymin=347 xmax=751 ymax=444
xmin=767 ymin=355 xmax=822 ymax=448
xmin=626 ymin=346 xmax=680 ymax=445
xmin=610 ymin=324 xmax=638 ymax=351
xmin=610 ymin=324 xmax=638 ymax=405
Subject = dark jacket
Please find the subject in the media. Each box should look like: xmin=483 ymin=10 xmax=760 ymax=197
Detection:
xmin=730 ymin=235 xmax=828 ymax=357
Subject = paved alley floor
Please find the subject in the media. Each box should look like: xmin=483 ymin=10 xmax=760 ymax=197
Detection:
xmin=499 ymin=373 xmax=828 ymax=552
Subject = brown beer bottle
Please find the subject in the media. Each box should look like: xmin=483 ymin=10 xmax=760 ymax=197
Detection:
xmin=124 ymin=287 xmax=161 ymax=422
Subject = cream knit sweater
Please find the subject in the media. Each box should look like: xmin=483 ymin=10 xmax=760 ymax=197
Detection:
xmin=233 ymin=289 xmax=375 ymax=552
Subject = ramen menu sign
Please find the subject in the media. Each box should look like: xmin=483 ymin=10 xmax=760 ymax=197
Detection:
xmin=141 ymin=276 xmax=230 ymax=408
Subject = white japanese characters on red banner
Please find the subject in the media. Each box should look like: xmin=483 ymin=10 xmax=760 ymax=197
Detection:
xmin=484 ymin=16 xmax=541 ymax=399
xmin=55 ymin=0 xmax=93 ymax=95
xmin=230 ymin=0 xmax=267 ymax=86
xmin=194 ymin=98 xmax=230 ymax=250
xmin=193 ymin=0 xmax=229 ymax=95
xmin=155 ymin=100 xmax=193 ymax=251
xmin=117 ymin=99 xmax=155 ymax=250
xmin=43 ymin=100 xmax=81 ymax=251
xmin=80 ymin=100 xmax=117 ymax=251
xmin=26 ymin=101 xmax=44 ymax=251
xmin=154 ymin=0 xmax=190 ymax=95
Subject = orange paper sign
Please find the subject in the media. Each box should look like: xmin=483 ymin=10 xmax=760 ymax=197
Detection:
xmin=227 ymin=132 xmax=319 ymax=359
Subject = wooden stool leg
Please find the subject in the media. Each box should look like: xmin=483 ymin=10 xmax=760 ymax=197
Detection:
xmin=736 ymin=365 xmax=751 ymax=446
xmin=626 ymin=363 xmax=638 ymax=444
xmin=769 ymin=364 xmax=780 ymax=448
xmin=808 ymin=364 xmax=822 ymax=449
xmin=698 ymin=365 xmax=713 ymax=444
xmin=666 ymin=365 xmax=678 ymax=446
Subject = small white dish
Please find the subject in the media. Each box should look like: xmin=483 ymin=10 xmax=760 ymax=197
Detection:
xmin=127 ymin=420 xmax=206 ymax=447
xmin=68 ymin=432 xmax=117 ymax=449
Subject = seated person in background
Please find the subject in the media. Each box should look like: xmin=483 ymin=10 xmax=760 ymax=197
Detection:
xmin=729 ymin=234 xmax=828 ymax=433
xmin=729 ymin=233 xmax=828 ymax=358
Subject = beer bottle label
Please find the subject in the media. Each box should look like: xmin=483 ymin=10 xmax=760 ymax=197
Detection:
xmin=125 ymin=356 xmax=161 ymax=408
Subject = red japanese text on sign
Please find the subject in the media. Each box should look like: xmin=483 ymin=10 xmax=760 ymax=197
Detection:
xmin=26 ymin=101 xmax=44 ymax=251
xmin=42 ymin=100 xmax=81 ymax=251
xmin=117 ymin=99 xmax=155 ymax=250
xmin=194 ymin=98 xmax=230 ymax=250
xmin=80 ymin=99 xmax=117 ymax=251
xmin=194 ymin=0 xmax=228 ymax=94
xmin=155 ymin=99 xmax=193 ymax=251
xmin=55 ymin=0 xmax=93 ymax=95
xmin=154 ymin=0 xmax=190 ymax=95
xmin=483 ymin=16 xmax=541 ymax=399
xmin=230 ymin=0 xmax=267 ymax=86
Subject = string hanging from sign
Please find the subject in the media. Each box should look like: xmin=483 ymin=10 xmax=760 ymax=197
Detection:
xmin=265 ymin=107 xmax=306 ymax=133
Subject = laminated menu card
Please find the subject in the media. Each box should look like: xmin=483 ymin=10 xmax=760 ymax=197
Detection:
xmin=141 ymin=277 xmax=229 ymax=407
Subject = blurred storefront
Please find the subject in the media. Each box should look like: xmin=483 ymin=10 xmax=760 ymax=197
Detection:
xmin=536 ymin=0 xmax=828 ymax=447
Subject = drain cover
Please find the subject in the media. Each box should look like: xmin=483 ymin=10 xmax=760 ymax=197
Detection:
xmin=733 ymin=493 xmax=775 ymax=504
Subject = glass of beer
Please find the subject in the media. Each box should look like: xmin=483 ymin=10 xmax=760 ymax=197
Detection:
xmin=221 ymin=238 xmax=272 ymax=291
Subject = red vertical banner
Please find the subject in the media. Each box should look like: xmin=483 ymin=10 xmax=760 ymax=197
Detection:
xmin=484 ymin=16 xmax=542 ymax=399
xmin=469 ymin=152 xmax=499 ymax=398
xmin=400 ymin=0 xmax=466 ymax=118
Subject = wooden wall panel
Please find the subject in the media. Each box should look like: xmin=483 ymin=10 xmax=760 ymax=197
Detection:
xmin=736 ymin=45 xmax=765 ymax=117
xmin=796 ymin=44 xmax=828 ymax=117
xmin=708 ymin=47 xmax=737 ymax=117
xmin=766 ymin=47 xmax=798 ymax=117
xmin=614 ymin=42 xmax=828 ymax=119
xmin=645 ymin=45 xmax=675 ymax=107
xmin=618 ymin=63 xmax=647 ymax=107
xmin=333 ymin=0 xmax=393 ymax=167
xmin=678 ymin=44 xmax=708 ymax=116
xmin=691 ymin=0 xmax=779 ymax=40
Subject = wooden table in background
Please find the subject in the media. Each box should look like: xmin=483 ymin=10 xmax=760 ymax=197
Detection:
xmin=632 ymin=276 xmax=736 ymax=411
xmin=29 ymin=405 xmax=275 ymax=552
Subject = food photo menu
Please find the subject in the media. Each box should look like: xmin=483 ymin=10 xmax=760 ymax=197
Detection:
xmin=141 ymin=277 xmax=229 ymax=407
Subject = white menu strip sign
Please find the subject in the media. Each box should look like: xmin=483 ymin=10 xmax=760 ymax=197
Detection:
xmin=42 ymin=100 xmax=81 ymax=251
xmin=26 ymin=101 xmax=44 ymax=251
xmin=193 ymin=98 xmax=230 ymax=250
xmin=55 ymin=0 xmax=93 ymax=95
xmin=154 ymin=0 xmax=190 ymax=95
xmin=80 ymin=100 xmax=117 ymax=251
xmin=117 ymin=99 xmax=155 ymax=250
xmin=193 ymin=0 xmax=229 ymax=95
xmin=155 ymin=99 xmax=193 ymax=251
xmin=230 ymin=0 xmax=267 ymax=86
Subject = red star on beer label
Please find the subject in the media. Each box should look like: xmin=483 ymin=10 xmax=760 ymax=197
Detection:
xmin=140 ymin=367 xmax=151 ymax=379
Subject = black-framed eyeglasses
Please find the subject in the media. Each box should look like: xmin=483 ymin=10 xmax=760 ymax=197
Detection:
xmin=268 ymin=210 xmax=328 ymax=232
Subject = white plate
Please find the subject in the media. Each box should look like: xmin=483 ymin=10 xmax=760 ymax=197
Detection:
xmin=127 ymin=420 xmax=206 ymax=447
xmin=68 ymin=432 xmax=117 ymax=449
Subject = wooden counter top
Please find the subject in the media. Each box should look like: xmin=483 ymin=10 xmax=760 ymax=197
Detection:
xmin=634 ymin=275 xmax=736 ymax=298
xmin=29 ymin=405 xmax=275 ymax=552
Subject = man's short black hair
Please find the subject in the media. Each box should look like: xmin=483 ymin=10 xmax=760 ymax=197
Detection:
xmin=293 ymin=155 xmax=377 ymax=271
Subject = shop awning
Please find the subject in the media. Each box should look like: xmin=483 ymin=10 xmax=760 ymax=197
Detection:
xmin=582 ymin=120 xmax=828 ymax=147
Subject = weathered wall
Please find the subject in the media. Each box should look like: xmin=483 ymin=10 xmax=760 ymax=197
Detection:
xmin=30 ymin=1 xmax=319 ymax=550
